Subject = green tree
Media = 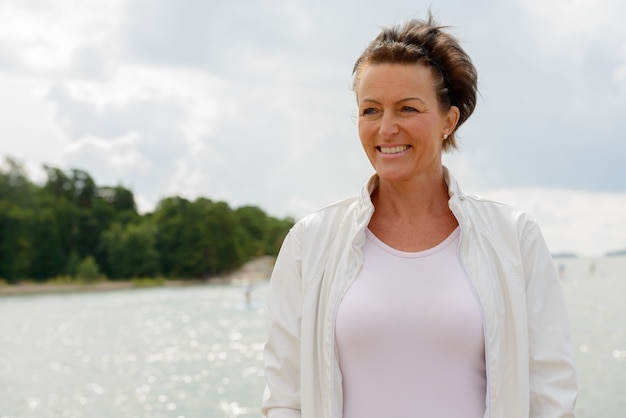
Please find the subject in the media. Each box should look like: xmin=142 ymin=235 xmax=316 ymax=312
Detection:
xmin=0 ymin=156 xmax=293 ymax=283
xmin=123 ymin=223 xmax=160 ymax=278
xmin=235 ymin=205 xmax=269 ymax=258
xmin=39 ymin=165 xmax=141 ymax=279
xmin=153 ymin=197 xmax=246 ymax=278
xmin=70 ymin=169 xmax=96 ymax=208
xmin=29 ymin=206 xmax=65 ymax=280
xmin=0 ymin=158 xmax=36 ymax=282
xmin=75 ymin=256 xmax=102 ymax=283
xmin=101 ymin=222 xmax=160 ymax=279
xmin=42 ymin=165 xmax=73 ymax=201
xmin=98 ymin=185 xmax=137 ymax=212
xmin=0 ymin=201 xmax=32 ymax=283
xmin=153 ymin=196 xmax=189 ymax=277
xmin=199 ymin=199 xmax=246 ymax=275
xmin=264 ymin=216 xmax=294 ymax=255
xmin=65 ymin=251 xmax=80 ymax=278
xmin=0 ymin=157 xmax=36 ymax=206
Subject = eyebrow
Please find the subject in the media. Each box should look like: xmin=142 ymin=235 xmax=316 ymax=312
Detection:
xmin=359 ymin=97 xmax=426 ymax=105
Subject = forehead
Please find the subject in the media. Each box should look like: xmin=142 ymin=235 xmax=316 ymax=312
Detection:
xmin=357 ymin=63 xmax=438 ymax=100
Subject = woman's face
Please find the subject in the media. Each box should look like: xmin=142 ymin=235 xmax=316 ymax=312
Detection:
xmin=356 ymin=63 xmax=459 ymax=184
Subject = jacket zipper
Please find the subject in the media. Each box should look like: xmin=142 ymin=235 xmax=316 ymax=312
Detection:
xmin=329 ymin=258 xmax=360 ymax=418
xmin=457 ymin=225 xmax=491 ymax=418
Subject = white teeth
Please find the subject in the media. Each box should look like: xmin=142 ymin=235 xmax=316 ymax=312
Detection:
xmin=379 ymin=145 xmax=409 ymax=154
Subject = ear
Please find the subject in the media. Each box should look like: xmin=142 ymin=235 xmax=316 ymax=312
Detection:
xmin=444 ymin=105 xmax=460 ymax=136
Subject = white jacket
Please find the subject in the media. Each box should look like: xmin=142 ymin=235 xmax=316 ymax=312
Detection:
xmin=263 ymin=168 xmax=578 ymax=418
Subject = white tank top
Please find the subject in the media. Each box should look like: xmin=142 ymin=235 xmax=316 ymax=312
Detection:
xmin=335 ymin=227 xmax=486 ymax=418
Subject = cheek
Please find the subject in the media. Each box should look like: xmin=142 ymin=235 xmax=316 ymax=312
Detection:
xmin=410 ymin=120 xmax=439 ymax=143
xmin=357 ymin=120 xmax=375 ymax=143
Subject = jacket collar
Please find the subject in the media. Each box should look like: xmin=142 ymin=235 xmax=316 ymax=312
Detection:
xmin=443 ymin=165 xmax=466 ymax=201
xmin=359 ymin=165 xmax=465 ymax=205
xmin=353 ymin=165 xmax=468 ymax=248
xmin=356 ymin=166 xmax=468 ymax=229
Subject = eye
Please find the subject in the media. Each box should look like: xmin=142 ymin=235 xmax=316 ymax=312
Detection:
xmin=361 ymin=107 xmax=378 ymax=116
xmin=400 ymin=105 xmax=418 ymax=112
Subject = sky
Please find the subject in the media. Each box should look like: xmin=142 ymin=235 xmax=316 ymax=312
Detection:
xmin=1 ymin=0 xmax=625 ymax=257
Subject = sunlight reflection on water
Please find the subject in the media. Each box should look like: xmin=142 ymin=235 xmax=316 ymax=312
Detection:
xmin=558 ymin=257 xmax=626 ymax=418
xmin=0 ymin=283 xmax=268 ymax=417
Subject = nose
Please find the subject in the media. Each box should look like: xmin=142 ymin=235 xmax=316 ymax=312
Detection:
xmin=378 ymin=112 xmax=399 ymax=139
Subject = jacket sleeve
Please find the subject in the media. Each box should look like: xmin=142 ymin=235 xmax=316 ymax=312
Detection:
xmin=521 ymin=221 xmax=578 ymax=417
xmin=262 ymin=227 xmax=303 ymax=418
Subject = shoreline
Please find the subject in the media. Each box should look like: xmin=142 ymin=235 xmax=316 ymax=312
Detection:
xmin=0 ymin=255 xmax=275 ymax=296
xmin=0 ymin=279 xmax=205 ymax=296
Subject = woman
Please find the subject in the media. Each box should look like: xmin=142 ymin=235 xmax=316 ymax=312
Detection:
xmin=262 ymin=14 xmax=578 ymax=418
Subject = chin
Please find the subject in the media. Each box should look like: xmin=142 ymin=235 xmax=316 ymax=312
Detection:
xmin=375 ymin=171 xmax=413 ymax=183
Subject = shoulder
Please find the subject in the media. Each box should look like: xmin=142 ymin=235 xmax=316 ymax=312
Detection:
xmin=279 ymin=196 xmax=362 ymax=287
xmin=457 ymin=194 xmax=553 ymax=290
xmin=292 ymin=196 xmax=360 ymax=241
xmin=445 ymin=166 xmax=537 ymax=233
xmin=456 ymin=193 xmax=540 ymax=242
xmin=446 ymin=167 xmax=535 ymax=234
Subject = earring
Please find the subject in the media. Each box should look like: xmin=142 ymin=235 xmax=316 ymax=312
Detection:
xmin=443 ymin=134 xmax=449 ymax=140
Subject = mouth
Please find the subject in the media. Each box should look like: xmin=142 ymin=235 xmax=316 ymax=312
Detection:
xmin=377 ymin=145 xmax=411 ymax=154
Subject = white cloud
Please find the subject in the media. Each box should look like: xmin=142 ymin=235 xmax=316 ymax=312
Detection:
xmin=521 ymin=0 xmax=626 ymax=100
xmin=0 ymin=74 xmax=66 ymax=183
xmin=521 ymin=0 xmax=626 ymax=44
xmin=64 ymin=131 xmax=149 ymax=174
xmin=482 ymin=188 xmax=626 ymax=256
xmin=0 ymin=0 xmax=124 ymax=74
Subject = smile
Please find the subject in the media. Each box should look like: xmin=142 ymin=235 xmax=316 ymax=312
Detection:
xmin=378 ymin=145 xmax=410 ymax=154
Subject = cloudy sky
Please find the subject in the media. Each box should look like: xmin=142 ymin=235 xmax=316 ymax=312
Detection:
xmin=1 ymin=0 xmax=625 ymax=256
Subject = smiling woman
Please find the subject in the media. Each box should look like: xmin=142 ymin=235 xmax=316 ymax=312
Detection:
xmin=351 ymin=18 xmax=477 ymax=154
xmin=356 ymin=64 xmax=459 ymax=203
xmin=262 ymin=12 xmax=578 ymax=418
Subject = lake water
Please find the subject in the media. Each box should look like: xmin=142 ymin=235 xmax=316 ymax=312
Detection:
xmin=0 ymin=256 xmax=624 ymax=418
xmin=0 ymin=283 xmax=268 ymax=418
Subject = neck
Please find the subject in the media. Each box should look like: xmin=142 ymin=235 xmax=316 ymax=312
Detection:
xmin=372 ymin=169 xmax=450 ymax=219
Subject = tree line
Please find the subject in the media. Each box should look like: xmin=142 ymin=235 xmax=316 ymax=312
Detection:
xmin=0 ymin=157 xmax=294 ymax=284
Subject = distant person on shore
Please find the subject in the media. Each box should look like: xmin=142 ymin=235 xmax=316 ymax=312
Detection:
xmin=244 ymin=284 xmax=253 ymax=307
xmin=262 ymin=13 xmax=578 ymax=418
